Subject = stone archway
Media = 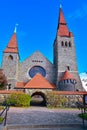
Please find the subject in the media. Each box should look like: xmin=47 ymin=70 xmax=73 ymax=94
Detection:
xmin=30 ymin=91 xmax=46 ymax=106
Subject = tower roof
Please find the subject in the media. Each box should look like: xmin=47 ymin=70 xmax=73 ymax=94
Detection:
xmin=61 ymin=70 xmax=75 ymax=81
xmin=57 ymin=7 xmax=73 ymax=37
xmin=24 ymin=73 xmax=56 ymax=89
xmin=4 ymin=32 xmax=18 ymax=53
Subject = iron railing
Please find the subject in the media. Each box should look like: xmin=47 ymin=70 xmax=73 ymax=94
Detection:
xmin=76 ymin=101 xmax=87 ymax=126
xmin=0 ymin=105 xmax=9 ymax=126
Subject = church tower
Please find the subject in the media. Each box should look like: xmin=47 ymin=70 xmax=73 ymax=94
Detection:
xmin=53 ymin=6 xmax=83 ymax=91
xmin=2 ymin=27 xmax=20 ymax=90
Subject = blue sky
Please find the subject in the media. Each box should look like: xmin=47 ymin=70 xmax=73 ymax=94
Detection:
xmin=0 ymin=0 xmax=87 ymax=73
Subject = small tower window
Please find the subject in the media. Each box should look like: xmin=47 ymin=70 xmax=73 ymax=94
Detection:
xmin=65 ymin=41 xmax=67 ymax=47
xmin=67 ymin=66 xmax=70 ymax=71
xmin=61 ymin=41 xmax=64 ymax=46
xmin=8 ymin=55 xmax=13 ymax=60
xmin=64 ymin=80 xmax=65 ymax=83
xmin=67 ymin=79 xmax=69 ymax=83
xmin=8 ymin=84 xmax=11 ymax=90
xmin=69 ymin=41 xmax=72 ymax=47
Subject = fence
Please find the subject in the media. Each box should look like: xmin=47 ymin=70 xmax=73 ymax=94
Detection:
xmin=0 ymin=105 xmax=9 ymax=126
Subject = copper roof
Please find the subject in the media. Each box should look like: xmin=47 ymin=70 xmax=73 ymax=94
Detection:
xmin=57 ymin=7 xmax=73 ymax=37
xmin=24 ymin=73 xmax=56 ymax=89
xmin=4 ymin=33 xmax=18 ymax=53
xmin=61 ymin=70 xmax=75 ymax=81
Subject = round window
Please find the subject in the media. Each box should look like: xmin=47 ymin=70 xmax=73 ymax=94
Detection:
xmin=29 ymin=66 xmax=46 ymax=78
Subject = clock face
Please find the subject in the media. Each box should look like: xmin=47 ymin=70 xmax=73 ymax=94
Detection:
xmin=29 ymin=66 xmax=46 ymax=78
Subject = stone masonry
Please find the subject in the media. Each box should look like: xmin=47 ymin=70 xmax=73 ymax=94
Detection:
xmin=1 ymin=6 xmax=84 ymax=93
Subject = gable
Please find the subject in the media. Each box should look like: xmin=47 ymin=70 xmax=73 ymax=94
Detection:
xmin=18 ymin=51 xmax=55 ymax=84
xmin=24 ymin=73 xmax=56 ymax=89
xmin=21 ymin=51 xmax=53 ymax=66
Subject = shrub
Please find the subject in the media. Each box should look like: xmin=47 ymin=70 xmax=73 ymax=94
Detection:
xmin=0 ymin=117 xmax=4 ymax=124
xmin=0 ymin=106 xmax=4 ymax=110
xmin=0 ymin=69 xmax=7 ymax=90
xmin=46 ymin=92 xmax=68 ymax=108
xmin=6 ymin=93 xmax=31 ymax=107
xmin=79 ymin=113 xmax=87 ymax=120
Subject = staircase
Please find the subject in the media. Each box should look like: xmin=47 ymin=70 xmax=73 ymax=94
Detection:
xmin=3 ymin=124 xmax=87 ymax=130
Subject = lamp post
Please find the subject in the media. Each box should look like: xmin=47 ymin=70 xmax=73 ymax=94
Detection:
xmin=73 ymin=80 xmax=77 ymax=92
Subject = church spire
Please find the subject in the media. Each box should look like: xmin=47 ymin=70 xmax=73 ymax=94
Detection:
xmin=4 ymin=26 xmax=18 ymax=53
xmin=14 ymin=23 xmax=18 ymax=33
xmin=57 ymin=7 xmax=73 ymax=37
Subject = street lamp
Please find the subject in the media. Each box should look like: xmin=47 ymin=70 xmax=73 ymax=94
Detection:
xmin=73 ymin=80 xmax=77 ymax=91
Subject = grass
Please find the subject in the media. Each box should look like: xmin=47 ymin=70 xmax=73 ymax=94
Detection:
xmin=79 ymin=113 xmax=87 ymax=120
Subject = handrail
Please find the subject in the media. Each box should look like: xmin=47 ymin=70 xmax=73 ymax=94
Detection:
xmin=76 ymin=101 xmax=87 ymax=126
xmin=0 ymin=105 xmax=9 ymax=126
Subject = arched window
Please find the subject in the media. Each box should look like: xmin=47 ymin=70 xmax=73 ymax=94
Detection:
xmin=69 ymin=41 xmax=72 ymax=47
xmin=67 ymin=66 xmax=70 ymax=71
xmin=65 ymin=41 xmax=67 ymax=47
xmin=8 ymin=84 xmax=11 ymax=90
xmin=8 ymin=55 xmax=13 ymax=60
xmin=61 ymin=41 xmax=64 ymax=46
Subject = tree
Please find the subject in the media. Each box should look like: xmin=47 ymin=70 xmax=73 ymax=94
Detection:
xmin=0 ymin=69 xmax=7 ymax=90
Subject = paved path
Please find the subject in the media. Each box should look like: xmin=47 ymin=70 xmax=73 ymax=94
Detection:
xmin=7 ymin=107 xmax=84 ymax=125
xmin=1 ymin=107 xmax=87 ymax=130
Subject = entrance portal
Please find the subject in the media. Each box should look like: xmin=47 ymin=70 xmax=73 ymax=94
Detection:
xmin=30 ymin=92 xmax=46 ymax=106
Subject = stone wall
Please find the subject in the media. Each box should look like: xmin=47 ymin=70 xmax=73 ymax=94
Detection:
xmin=2 ymin=53 xmax=19 ymax=89
xmin=53 ymin=36 xmax=83 ymax=91
xmin=18 ymin=51 xmax=55 ymax=84
xmin=46 ymin=92 xmax=83 ymax=108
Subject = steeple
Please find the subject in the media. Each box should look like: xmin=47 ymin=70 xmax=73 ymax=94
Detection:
xmin=57 ymin=6 xmax=73 ymax=37
xmin=4 ymin=26 xmax=18 ymax=53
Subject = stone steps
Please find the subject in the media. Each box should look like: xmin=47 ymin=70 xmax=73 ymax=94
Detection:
xmin=3 ymin=124 xmax=87 ymax=130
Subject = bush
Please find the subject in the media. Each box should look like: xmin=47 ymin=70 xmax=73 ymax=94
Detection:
xmin=0 ymin=117 xmax=4 ymax=124
xmin=0 ymin=106 xmax=4 ymax=110
xmin=46 ymin=92 xmax=68 ymax=108
xmin=6 ymin=93 xmax=31 ymax=107
xmin=79 ymin=113 xmax=87 ymax=120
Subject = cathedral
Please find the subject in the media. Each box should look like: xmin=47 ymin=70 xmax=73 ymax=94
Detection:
xmin=1 ymin=7 xmax=83 ymax=92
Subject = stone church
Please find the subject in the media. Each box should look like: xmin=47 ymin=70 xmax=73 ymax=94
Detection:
xmin=1 ymin=7 xmax=83 ymax=93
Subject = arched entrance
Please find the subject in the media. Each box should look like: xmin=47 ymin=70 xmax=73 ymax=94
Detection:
xmin=30 ymin=92 xmax=46 ymax=106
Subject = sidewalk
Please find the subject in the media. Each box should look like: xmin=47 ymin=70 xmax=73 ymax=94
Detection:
xmin=7 ymin=107 xmax=85 ymax=125
xmin=2 ymin=107 xmax=87 ymax=130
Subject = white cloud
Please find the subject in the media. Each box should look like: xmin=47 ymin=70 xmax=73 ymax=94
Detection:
xmin=68 ymin=4 xmax=87 ymax=20
xmin=80 ymin=72 xmax=87 ymax=91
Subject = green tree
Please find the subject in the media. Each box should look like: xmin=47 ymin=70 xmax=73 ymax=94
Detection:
xmin=0 ymin=69 xmax=7 ymax=90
